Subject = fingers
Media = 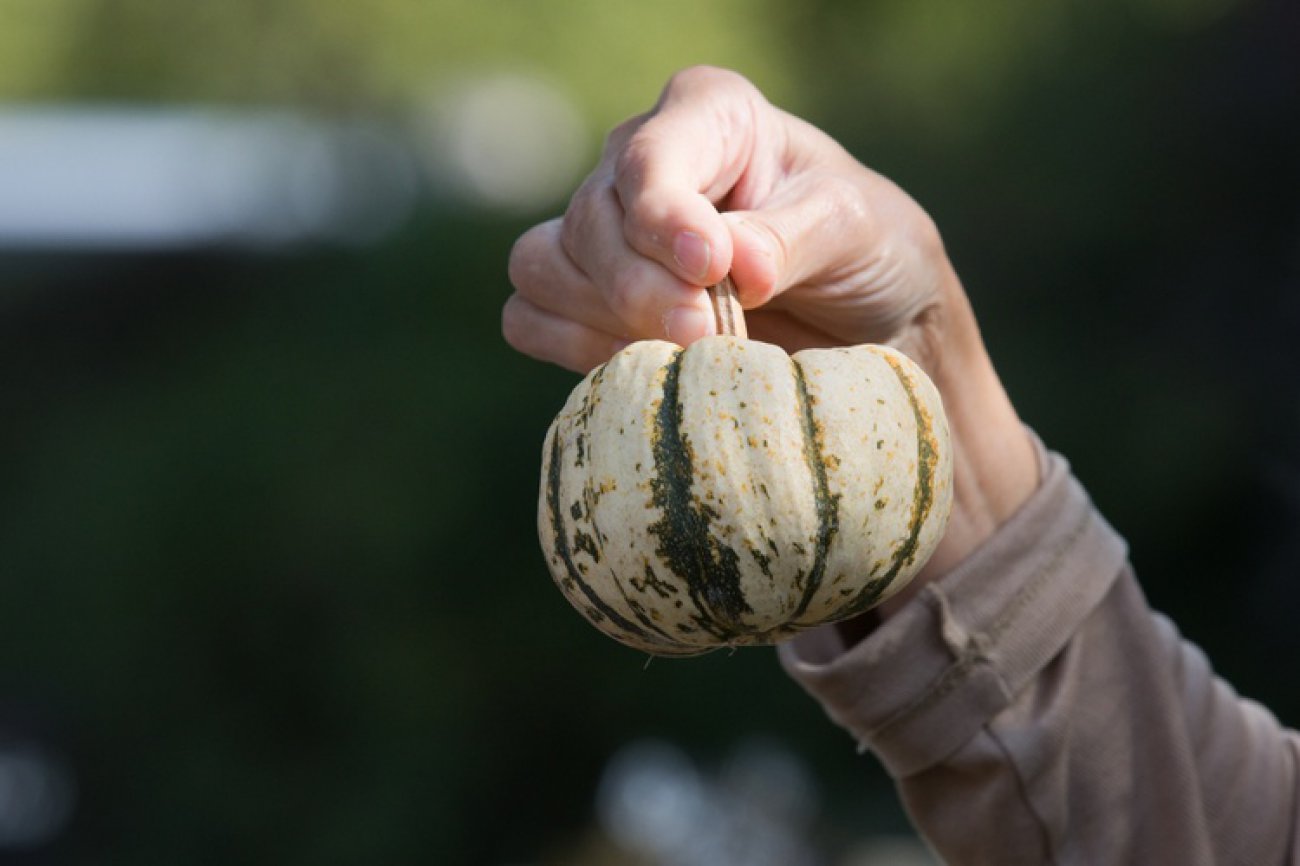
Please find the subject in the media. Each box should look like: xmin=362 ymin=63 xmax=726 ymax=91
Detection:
xmin=509 ymin=218 xmax=626 ymax=337
xmin=505 ymin=64 xmax=946 ymax=369
xmin=509 ymin=205 xmax=716 ymax=370
xmin=502 ymin=293 xmax=627 ymax=374
xmin=611 ymin=66 xmax=781 ymax=289
xmin=728 ymin=132 xmax=877 ymax=287
xmin=605 ymin=72 xmax=897 ymax=325
xmin=508 ymin=66 xmax=815 ymax=363
xmin=558 ymin=172 xmax=717 ymax=346
xmin=722 ymin=150 xmax=935 ymax=328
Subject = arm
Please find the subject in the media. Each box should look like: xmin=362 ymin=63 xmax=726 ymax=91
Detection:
xmin=503 ymin=65 xmax=1300 ymax=864
xmin=782 ymin=440 xmax=1300 ymax=864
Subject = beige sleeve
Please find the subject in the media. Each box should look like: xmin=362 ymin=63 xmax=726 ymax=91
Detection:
xmin=779 ymin=443 xmax=1300 ymax=865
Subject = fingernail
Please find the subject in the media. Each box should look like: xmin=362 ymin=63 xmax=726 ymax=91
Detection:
xmin=672 ymin=231 xmax=711 ymax=281
xmin=662 ymin=304 xmax=715 ymax=345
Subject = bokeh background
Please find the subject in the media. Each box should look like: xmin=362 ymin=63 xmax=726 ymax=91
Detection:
xmin=1 ymin=0 xmax=1297 ymax=863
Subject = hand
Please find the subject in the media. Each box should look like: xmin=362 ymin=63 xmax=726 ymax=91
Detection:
xmin=505 ymin=66 xmax=1039 ymax=624
xmin=505 ymin=66 xmax=952 ymax=371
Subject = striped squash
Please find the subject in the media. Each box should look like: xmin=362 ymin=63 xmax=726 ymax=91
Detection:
xmin=538 ymin=334 xmax=953 ymax=657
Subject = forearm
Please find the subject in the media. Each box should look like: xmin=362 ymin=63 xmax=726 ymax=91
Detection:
xmin=783 ymin=443 xmax=1300 ymax=864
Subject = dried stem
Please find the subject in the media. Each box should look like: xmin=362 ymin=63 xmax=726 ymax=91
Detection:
xmin=707 ymin=275 xmax=748 ymax=339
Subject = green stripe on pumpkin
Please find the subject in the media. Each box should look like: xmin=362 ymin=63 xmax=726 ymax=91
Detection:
xmin=546 ymin=424 xmax=667 ymax=646
xmin=570 ymin=375 xmax=682 ymax=646
xmin=647 ymin=349 xmax=751 ymax=640
xmin=847 ymin=352 xmax=939 ymax=613
xmin=789 ymin=357 xmax=841 ymax=620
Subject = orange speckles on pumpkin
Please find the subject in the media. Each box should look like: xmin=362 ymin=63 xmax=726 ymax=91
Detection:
xmin=539 ymin=337 xmax=950 ymax=656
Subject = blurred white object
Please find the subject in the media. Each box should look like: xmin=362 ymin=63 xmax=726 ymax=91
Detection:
xmin=595 ymin=737 xmax=820 ymax=866
xmin=0 ymin=107 xmax=418 ymax=249
xmin=417 ymin=72 xmax=589 ymax=213
xmin=597 ymin=739 xmax=709 ymax=858
xmin=0 ymin=741 xmax=76 ymax=850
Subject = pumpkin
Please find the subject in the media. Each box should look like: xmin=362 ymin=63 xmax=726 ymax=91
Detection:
xmin=538 ymin=279 xmax=953 ymax=656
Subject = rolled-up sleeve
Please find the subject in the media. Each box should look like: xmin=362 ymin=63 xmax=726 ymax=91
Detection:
xmin=780 ymin=444 xmax=1300 ymax=865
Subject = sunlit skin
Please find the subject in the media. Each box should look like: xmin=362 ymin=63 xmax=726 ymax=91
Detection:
xmin=505 ymin=66 xmax=1039 ymax=630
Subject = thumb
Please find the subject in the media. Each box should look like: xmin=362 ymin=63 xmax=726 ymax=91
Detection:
xmin=721 ymin=170 xmax=889 ymax=311
xmin=722 ymin=212 xmax=785 ymax=308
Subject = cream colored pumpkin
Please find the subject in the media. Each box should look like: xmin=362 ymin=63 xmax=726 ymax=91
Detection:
xmin=538 ymin=329 xmax=953 ymax=657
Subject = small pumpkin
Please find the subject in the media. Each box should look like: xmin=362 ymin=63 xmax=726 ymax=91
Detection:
xmin=538 ymin=279 xmax=953 ymax=656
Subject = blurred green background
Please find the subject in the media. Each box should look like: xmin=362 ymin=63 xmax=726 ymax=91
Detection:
xmin=1 ymin=0 xmax=1297 ymax=863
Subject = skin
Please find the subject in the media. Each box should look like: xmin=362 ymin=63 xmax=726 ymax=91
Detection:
xmin=504 ymin=66 xmax=1039 ymax=634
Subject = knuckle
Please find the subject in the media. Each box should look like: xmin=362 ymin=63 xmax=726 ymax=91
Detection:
xmin=810 ymin=176 xmax=875 ymax=249
xmin=612 ymin=130 xmax=654 ymax=193
xmin=611 ymin=137 xmax=678 ymax=241
xmin=619 ymin=179 xmax=670 ymax=237
xmin=500 ymin=295 xmax=535 ymax=354
xmin=605 ymin=263 xmax=653 ymax=325
xmin=822 ymin=176 xmax=869 ymax=226
xmin=602 ymin=113 xmax=647 ymax=158
xmin=559 ymin=182 xmax=603 ymax=259
xmin=664 ymin=65 xmax=750 ymax=98
xmin=507 ymin=226 xmax=546 ymax=293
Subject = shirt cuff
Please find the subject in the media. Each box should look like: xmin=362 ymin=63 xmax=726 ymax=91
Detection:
xmin=777 ymin=436 xmax=1128 ymax=779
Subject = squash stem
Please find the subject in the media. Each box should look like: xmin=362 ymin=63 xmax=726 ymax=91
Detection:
xmin=708 ymin=275 xmax=748 ymax=339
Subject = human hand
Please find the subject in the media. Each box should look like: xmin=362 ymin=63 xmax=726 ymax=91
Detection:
xmin=505 ymin=66 xmax=953 ymax=372
xmin=505 ymin=66 xmax=1038 ymax=623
